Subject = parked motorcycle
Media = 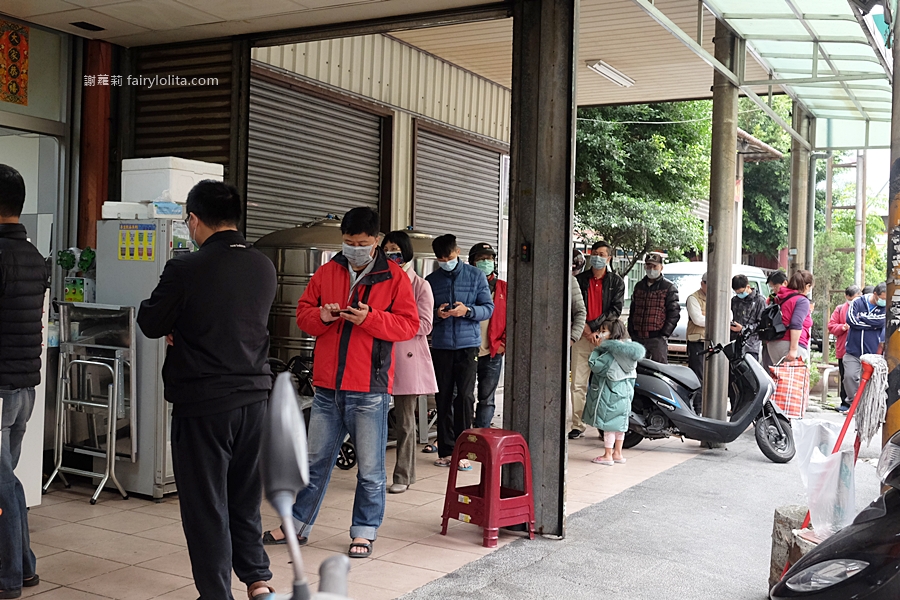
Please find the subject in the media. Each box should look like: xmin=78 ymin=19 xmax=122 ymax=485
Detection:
xmin=623 ymin=328 xmax=796 ymax=463
xmin=769 ymin=430 xmax=900 ymax=598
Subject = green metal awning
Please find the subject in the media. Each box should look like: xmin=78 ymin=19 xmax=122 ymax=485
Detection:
xmin=632 ymin=0 xmax=894 ymax=151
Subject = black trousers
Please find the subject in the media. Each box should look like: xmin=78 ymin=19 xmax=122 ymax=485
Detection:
xmin=432 ymin=347 xmax=478 ymax=457
xmin=838 ymin=358 xmax=848 ymax=407
xmin=686 ymin=341 xmax=705 ymax=413
xmin=171 ymin=400 xmax=272 ymax=600
xmin=635 ymin=336 xmax=668 ymax=363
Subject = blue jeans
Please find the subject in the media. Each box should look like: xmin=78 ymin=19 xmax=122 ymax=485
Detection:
xmin=0 ymin=388 xmax=37 ymax=592
xmin=474 ymin=353 xmax=503 ymax=429
xmin=291 ymin=388 xmax=389 ymax=541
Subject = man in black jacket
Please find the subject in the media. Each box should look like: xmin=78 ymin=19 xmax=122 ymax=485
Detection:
xmin=0 ymin=165 xmax=48 ymax=599
xmin=569 ymin=240 xmax=625 ymax=439
xmin=138 ymin=181 xmax=277 ymax=600
xmin=627 ymin=252 xmax=680 ymax=363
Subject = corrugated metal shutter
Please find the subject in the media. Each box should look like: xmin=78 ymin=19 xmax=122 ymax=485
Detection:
xmin=133 ymin=42 xmax=234 ymax=169
xmin=245 ymin=73 xmax=383 ymax=242
xmin=414 ymin=129 xmax=501 ymax=252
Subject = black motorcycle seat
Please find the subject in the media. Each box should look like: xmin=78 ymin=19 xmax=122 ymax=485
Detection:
xmin=638 ymin=359 xmax=701 ymax=389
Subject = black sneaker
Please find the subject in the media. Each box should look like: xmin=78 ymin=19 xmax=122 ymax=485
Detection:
xmin=567 ymin=429 xmax=584 ymax=440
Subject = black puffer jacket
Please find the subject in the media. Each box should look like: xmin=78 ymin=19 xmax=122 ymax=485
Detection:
xmin=574 ymin=268 xmax=625 ymax=332
xmin=0 ymin=223 xmax=50 ymax=389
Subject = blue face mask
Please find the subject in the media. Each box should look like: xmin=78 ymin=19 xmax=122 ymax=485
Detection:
xmin=386 ymin=251 xmax=404 ymax=266
xmin=877 ymin=298 xmax=887 ymax=307
xmin=440 ymin=258 xmax=458 ymax=272
xmin=737 ymin=291 xmax=750 ymax=299
xmin=590 ymin=256 xmax=608 ymax=270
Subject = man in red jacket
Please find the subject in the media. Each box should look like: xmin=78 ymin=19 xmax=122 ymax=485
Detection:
xmin=262 ymin=207 xmax=419 ymax=559
xmin=828 ymin=285 xmax=860 ymax=412
xmin=469 ymin=242 xmax=507 ymax=429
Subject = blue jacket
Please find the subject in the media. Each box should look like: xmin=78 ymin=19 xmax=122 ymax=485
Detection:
xmin=426 ymin=262 xmax=494 ymax=350
xmin=845 ymin=295 xmax=885 ymax=357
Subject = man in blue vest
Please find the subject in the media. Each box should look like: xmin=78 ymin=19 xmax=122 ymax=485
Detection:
xmin=0 ymin=164 xmax=49 ymax=599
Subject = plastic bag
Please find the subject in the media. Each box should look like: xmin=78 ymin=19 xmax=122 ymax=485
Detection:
xmin=793 ymin=419 xmax=856 ymax=538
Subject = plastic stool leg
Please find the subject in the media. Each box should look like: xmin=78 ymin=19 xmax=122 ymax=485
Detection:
xmin=483 ymin=527 xmax=499 ymax=548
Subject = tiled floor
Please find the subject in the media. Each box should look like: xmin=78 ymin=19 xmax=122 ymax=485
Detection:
xmin=20 ymin=432 xmax=703 ymax=599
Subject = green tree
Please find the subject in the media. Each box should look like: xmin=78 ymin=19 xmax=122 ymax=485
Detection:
xmin=575 ymin=101 xmax=712 ymax=263
xmin=575 ymin=194 xmax=704 ymax=276
xmin=739 ymin=97 xmax=792 ymax=260
xmin=576 ymin=102 xmax=711 ymax=207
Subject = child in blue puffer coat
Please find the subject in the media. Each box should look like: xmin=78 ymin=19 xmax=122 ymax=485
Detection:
xmin=582 ymin=318 xmax=645 ymax=466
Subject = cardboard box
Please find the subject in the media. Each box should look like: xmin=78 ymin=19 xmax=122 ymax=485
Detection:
xmin=121 ymin=157 xmax=224 ymax=204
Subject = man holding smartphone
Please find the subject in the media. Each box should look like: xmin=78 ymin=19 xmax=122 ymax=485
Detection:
xmin=426 ymin=234 xmax=494 ymax=469
xmin=264 ymin=207 xmax=419 ymax=559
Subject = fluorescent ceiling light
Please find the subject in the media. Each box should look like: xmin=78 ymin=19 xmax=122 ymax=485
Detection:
xmin=586 ymin=61 xmax=635 ymax=87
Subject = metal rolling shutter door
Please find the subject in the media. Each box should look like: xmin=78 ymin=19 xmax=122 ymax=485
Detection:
xmin=246 ymin=75 xmax=382 ymax=241
xmin=415 ymin=130 xmax=501 ymax=253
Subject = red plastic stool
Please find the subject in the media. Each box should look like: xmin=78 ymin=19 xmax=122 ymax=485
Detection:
xmin=440 ymin=428 xmax=535 ymax=548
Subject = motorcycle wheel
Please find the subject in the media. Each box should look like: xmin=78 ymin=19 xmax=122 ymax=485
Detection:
xmin=336 ymin=442 xmax=357 ymax=470
xmin=755 ymin=414 xmax=795 ymax=463
xmin=622 ymin=430 xmax=643 ymax=449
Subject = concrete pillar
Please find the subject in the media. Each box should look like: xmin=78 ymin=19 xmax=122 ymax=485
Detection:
xmin=854 ymin=150 xmax=867 ymax=287
xmin=883 ymin=11 xmax=900 ymax=447
xmin=825 ymin=154 xmax=834 ymax=231
xmin=734 ymin=154 xmax=744 ymax=265
xmin=504 ymin=0 xmax=577 ymax=536
xmin=806 ymin=147 xmax=817 ymax=273
xmin=701 ymin=19 xmax=737 ymax=426
xmin=788 ymin=103 xmax=810 ymax=274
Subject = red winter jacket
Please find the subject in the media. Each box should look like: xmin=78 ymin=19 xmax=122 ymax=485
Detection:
xmin=487 ymin=277 xmax=507 ymax=357
xmin=296 ymin=251 xmax=420 ymax=394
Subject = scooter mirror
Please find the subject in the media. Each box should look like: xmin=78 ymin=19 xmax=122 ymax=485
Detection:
xmin=876 ymin=430 xmax=900 ymax=488
xmin=261 ymin=372 xmax=310 ymax=517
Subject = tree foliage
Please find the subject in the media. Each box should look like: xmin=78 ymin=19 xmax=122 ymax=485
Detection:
xmin=575 ymin=194 xmax=704 ymax=275
xmin=574 ymin=102 xmax=711 ymax=270
xmin=738 ymin=97 xmax=793 ymax=259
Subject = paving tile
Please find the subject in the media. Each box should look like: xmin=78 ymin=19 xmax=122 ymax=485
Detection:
xmin=133 ymin=522 xmax=186 ymax=547
xmin=37 ymin=550 xmax=129 ymax=585
xmin=30 ymin=542 xmax=66 ymax=559
xmin=77 ymin=533 xmax=184 ymax=565
xmin=136 ymin=549 xmax=193 ymax=580
xmin=69 ymin=566 xmax=192 ymax=600
xmin=131 ymin=500 xmax=182 ymax=520
xmin=378 ymin=543 xmax=483 ymax=573
xmin=146 ymin=585 xmax=199 ymax=599
xmin=20 ymin=586 xmax=110 ymax=599
xmin=31 ymin=523 xmax=127 ymax=553
xmin=29 ymin=500 xmax=124 ymax=523
xmin=374 ymin=519 xmax=443 ymax=543
xmin=20 ymin=581 xmax=60 ymax=597
xmin=347 ymin=559 xmax=445 ymax=592
xmin=346 ymin=581 xmax=398 ymax=600
xmin=79 ymin=510 xmax=178 ymax=535
xmin=310 ymin=533 xmax=412 ymax=558
xmin=27 ymin=514 xmax=68 ymax=534
xmin=385 ymin=488 xmax=445 ymax=506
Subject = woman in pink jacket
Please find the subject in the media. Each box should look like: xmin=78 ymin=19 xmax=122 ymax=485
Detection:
xmin=381 ymin=231 xmax=439 ymax=494
xmin=827 ymin=285 xmax=861 ymax=412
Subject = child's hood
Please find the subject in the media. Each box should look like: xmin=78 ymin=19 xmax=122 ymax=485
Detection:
xmin=599 ymin=339 xmax=646 ymax=370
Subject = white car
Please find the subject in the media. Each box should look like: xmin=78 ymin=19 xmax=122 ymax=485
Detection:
xmin=660 ymin=262 xmax=770 ymax=363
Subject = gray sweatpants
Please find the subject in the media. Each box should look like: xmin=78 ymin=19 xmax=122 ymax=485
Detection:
xmin=842 ymin=354 xmax=863 ymax=405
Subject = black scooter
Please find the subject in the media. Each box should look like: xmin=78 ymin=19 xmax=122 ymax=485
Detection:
xmin=770 ymin=430 xmax=900 ymax=599
xmin=623 ymin=328 xmax=796 ymax=463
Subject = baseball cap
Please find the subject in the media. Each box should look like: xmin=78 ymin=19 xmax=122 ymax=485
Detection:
xmin=645 ymin=252 xmax=664 ymax=266
xmin=468 ymin=242 xmax=497 ymax=265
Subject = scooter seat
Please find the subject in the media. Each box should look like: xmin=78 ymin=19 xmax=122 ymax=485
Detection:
xmin=638 ymin=359 xmax=700 ymax=390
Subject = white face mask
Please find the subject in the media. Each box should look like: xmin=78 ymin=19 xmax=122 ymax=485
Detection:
xmin=646 ymin=268 xmax=662 ymax=280
xmin=342 ymin=243 xmax=375 ymax=268
xmin=597 ymin=331 xmax=610 ymax=341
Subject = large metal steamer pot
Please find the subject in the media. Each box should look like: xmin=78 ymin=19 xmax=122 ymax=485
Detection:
xmin=254 ymin=217 xmax=437 ymax=363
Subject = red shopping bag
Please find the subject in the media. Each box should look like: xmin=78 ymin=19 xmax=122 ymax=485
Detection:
xmin=769 ymin=358 xmax=809 ymax=419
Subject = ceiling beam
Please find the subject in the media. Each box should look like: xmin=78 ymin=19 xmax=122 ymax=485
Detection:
xmin=743 ymin=74 xmax=888 ymax=86
xmin=628 ymin=0 xmax=811 ymax=150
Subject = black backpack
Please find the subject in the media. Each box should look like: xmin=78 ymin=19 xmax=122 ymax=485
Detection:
xmin=756 ymin=292 xmax=802 ymax=342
